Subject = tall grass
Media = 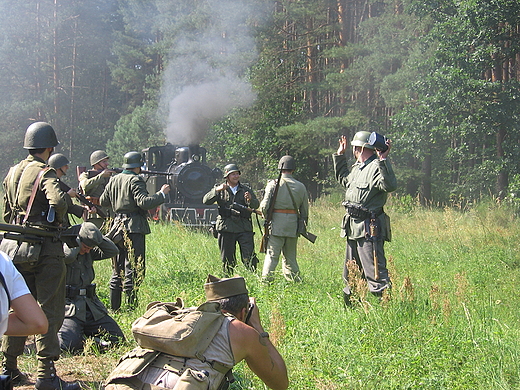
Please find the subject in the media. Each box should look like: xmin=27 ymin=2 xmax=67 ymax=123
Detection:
xmin=16 ymin=197 xmax=520 ymax=389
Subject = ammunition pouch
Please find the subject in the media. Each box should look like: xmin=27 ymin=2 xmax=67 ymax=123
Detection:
xmin=0 ymin=239 xmax=42 ymax=265
xmin=342 ymin=202 xmax=383 ymax=220
xmin=66 ymin=283 xmax=96 ymax=299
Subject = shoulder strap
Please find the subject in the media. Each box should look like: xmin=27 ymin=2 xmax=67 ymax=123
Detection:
xmin=284 ymin=179 xmax=300 ymax=217
xmin=22 ymin=167 xmax=51 ymax=225
xmin=0 ymin=271 xmax=11 ymax=307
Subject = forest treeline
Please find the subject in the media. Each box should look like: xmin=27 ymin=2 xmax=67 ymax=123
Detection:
xmin=0 ymin=0 xmax=519 ymax=206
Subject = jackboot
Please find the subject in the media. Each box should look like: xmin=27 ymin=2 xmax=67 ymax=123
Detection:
xmin=36 ymin=360 xmax=79 ymax=390
xmin=110 ymin=288 xmax=122 ymax=311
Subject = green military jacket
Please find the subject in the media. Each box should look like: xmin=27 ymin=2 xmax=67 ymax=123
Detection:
xmin=203 ymin=182 xmax=259 ymax=233
xmin=260 ymin=173 xmax=309 ymax=238
xmin=3 ymin=155 xmax=67 ymax=225
xmin=63 ymin=237 xmax=119 ymax=321
xmin=333 ymin=153 xmax=397 ymax=240
xmin=100 ymin=170 xmax=166 ymax=234
xmin=79 ymin=170 xmax=111 ymax=219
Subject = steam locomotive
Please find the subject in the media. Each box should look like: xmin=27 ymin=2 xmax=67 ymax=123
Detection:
xmin=141 ymin=144 xmax=222 ymax=226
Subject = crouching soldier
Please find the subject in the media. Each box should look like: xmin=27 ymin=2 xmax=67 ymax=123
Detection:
xmin=104 ymin=274 xmax=288 ymax=390
xmin=58 ymin=222 xmax=125 ymax=352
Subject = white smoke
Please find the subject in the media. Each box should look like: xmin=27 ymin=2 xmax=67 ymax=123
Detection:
xmin=160 ymin=0 xmax=261 ymax=145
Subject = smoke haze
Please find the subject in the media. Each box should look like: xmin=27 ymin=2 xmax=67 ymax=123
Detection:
xmin=160 ymin=0 xmax=260 ymax=145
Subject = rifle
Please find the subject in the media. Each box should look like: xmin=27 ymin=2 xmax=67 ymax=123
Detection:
xmin=57 ymin=180 xmax=108 ymax=219
xmin=86 ymin=168 xmax=172 ymax=179
xmin=300 ymin=231 xmax=317 ymax=244
xmin=0 ymin=222 xmax=79 ymax=248
xmin=259 ymin=170 xmax=283 ymax=254
xmin=231 ymin=202 xmax=263 ymax=216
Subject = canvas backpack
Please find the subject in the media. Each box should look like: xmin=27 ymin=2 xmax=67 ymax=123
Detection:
xmin=105 ymin=299 xmax=234 ymax=390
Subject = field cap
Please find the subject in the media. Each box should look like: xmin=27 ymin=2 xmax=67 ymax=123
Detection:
xmin=204 ymin=274 xmax=248 ymax=301
xmin=79 ymin=222 xmax=103 ymax=248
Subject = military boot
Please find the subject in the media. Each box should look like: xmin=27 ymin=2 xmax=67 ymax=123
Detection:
xmin=110 ymin=288 xmax=122 ymax=311
xmin=36 ymin=360 xmax=79 ymax=390
xmin=1 ymin=367 xmax=28 ymax=385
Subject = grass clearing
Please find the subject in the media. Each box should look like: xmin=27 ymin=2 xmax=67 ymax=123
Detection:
xmin=13 ymin=197 xmax=520 ymax=389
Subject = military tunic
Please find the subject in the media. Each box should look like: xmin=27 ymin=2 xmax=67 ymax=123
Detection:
xmin=58 ymin=236 xmax=124 ymax=352
xmin=79 ymin=171 xmax=111 ymax=228
xmin=333 ymin=153 xmax=397 ymax=295
xmin=1 ymin=155 xmax=69 ymax=378
xmin=260 ymin=173 xmax=309 ymax=282
xmin=100 ymin=171 xmax=166 ymax=297
xmin=203 ymin=182 xmax=259 ymax=274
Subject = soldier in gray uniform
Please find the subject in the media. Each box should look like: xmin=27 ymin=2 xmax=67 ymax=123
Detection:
xmin=100 ymin=151 xmax=170 ymax=311
xmin=58 ymin=222 xmax=125 ymax=352
xmin=1 ymin=122 xmax=79 ymax=390
xmin=333 ymin=132 xmax=397 ymax=306
xmin=260 ymin=156 xmax=309 ymax=283
xmin=203 ymin=164 xmax=260 ymax=275
xmin=79 ymin=150 xmax=114 ymax=228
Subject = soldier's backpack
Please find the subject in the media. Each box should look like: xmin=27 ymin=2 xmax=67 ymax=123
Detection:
xmin=105 ymin=299 xmax=234 ymax=390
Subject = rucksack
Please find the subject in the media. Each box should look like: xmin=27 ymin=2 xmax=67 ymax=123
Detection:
xmin=105 ymin=299 xmax=234 ymax=390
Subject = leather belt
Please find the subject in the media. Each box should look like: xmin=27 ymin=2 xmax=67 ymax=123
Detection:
xmin=273 ymin=209 xmax=297 ymax=214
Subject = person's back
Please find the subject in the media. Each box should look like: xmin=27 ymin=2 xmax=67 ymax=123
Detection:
xmin=104 ymin=275 xmax=288 ymax=390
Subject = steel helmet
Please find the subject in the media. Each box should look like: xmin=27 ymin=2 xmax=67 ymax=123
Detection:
xmin=23 ymin=122 xmax=59 ymax=149
xmin=122 ymin=151 xmax=143 ymax=169
xmin=351 ymin=131 xmax=375 ymax=149
xmin=90 ymin=150 xmax=109 ymax=166
xmin=278 ymin=155 xmax=296 ymax=170
xmin=48 ymin=153 xmax=70 ymax=170
xmin=223 ymin=163 xmax=240 ymax=178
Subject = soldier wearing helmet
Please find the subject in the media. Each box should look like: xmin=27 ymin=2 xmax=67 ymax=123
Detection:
xmin=78 ymin=150 xmax=115 ymax=228
xmin=260 ymin=156 xmax=309 ymax=282
xmin=1 ymin=122 xmax=80 ymax=390
xmin=100 ymin=151 xmax=170 ymax=311
xmin=334 ymin=132 xmax=397 ymax=306
xmin=48 ymin=153 xmax=89 ymax=227
xmin=203 ymin=163 xmax=260 ymax=275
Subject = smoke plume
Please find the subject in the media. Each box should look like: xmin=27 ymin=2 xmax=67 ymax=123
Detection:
xmin=160 ymin=0 xmax=260 ymax=145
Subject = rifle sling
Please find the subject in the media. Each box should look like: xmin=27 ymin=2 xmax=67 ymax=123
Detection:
xmin=23 ymin=167 xmax=51 ymax=225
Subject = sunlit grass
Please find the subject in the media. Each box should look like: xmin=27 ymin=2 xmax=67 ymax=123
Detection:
xmin=14 ymin=197 xmax=520 ymax=389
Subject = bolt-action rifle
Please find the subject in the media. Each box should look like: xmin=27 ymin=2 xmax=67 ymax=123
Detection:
xmin=0 ymin=222 xmax=80 ymax=248
xmin=57 ymin=180 xmax=108 ymax=219
xmin=85 ymin=168 xmax=173 ymax=179
xmin=231 ymin=202 xmax=263 ymax=216
xmin=259 ymin=170 xmax=283 ymax=254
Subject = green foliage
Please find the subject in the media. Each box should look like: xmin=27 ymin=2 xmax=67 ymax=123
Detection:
xmin=106 ymin=102 xmax=165 ymax=167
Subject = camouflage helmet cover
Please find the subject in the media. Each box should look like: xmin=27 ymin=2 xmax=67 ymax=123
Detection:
xmin=90 ymin=150 xmax=109 ymax=166
xmin=223 ymin=163 xmax=240 ymax=178
xmin=350 ymin=131 xmax=375 ymax=149
xmin=47 ymin=153 xmax=70 ymax=170
xmin=278 ymin=155 xmax=296 ymax=170
xmin=122 ymin=151 xmax=143 ymax=169
xmin=23 ymin=122 xmax=59 ymax=149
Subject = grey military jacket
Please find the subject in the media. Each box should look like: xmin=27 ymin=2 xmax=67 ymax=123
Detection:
xmin=64 ymin=237 xmax=119 ymax=321
xmin=333 ymin=153 xmax=397 ymax=240
xmin=260 ymin=173 xmax=309 ymax=238
xmin=100 ymin=170 xmax=165 ymax=234
xmin=203 ymin=182 xmax=259 ymax=233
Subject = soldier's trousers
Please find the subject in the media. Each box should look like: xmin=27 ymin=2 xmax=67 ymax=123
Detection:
xmin=343 ymin=237 xmax=391 ymax=295
xmin=58 ymin=311 xmax=125 ymax=353
xmin=2 ymin=239 xmax=66 ymax=378
xmin=261 ymin=235 xmax=301 ymax=282
xmin=110 ymin=233 xmax=146 ymax=293
xmin=217 ymin=231 xmax=256 ymax=274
